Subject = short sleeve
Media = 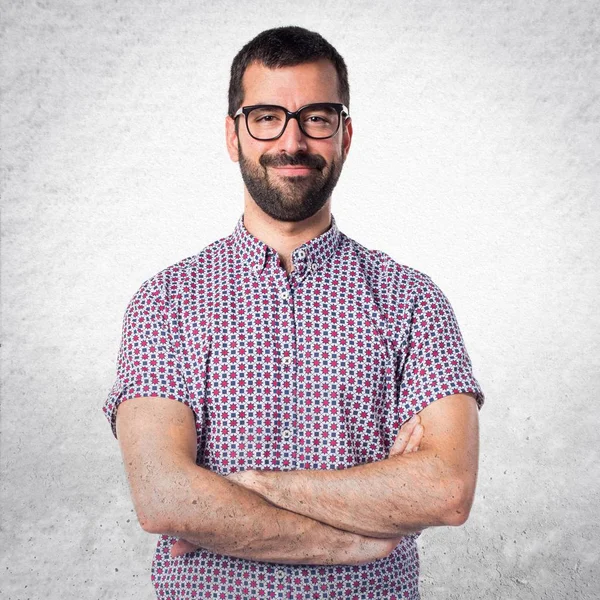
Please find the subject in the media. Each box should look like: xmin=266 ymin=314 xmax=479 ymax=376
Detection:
xmin=103 ymin=279 xmax=191 ymax=439
xmin=396 ymin=271 xmax=484 ymax=418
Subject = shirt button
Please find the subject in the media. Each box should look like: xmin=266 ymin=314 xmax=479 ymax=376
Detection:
xmin=282 ymin=429 xmax=292 ymax=440
xmin=282 ymin=356 xmax=292 ymax=366
xmin=280 ymin=290 xmax=290 ymax=301
xmin=296 ymin=249 xmax=306 ymax=259
xmin=275 ymin=567 xmax=286 ymax=579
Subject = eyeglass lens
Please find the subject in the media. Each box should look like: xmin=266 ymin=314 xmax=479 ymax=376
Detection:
xmin=247 ymin=105 xmax=340 ymax=140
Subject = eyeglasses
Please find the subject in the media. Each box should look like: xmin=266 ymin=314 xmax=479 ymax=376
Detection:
xmin=233 ymin=102 xmax=349 ymax=141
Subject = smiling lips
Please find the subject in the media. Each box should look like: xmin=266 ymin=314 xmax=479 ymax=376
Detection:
xmin=271 ymin=166 xmax=315 ymax=176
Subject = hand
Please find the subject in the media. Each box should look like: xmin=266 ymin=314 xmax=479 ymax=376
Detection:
xmin=389 ymin=414 xmax=423 ymax=457
xmin=226 ymin=469 xmax=262 ymax=490
xmin=170 ymin=537 xmax=200 ymax=557
xmin=349 ymin=534 xmax=406 ymax=565
xmin=170 ymin=528 xmax=406 ymax=564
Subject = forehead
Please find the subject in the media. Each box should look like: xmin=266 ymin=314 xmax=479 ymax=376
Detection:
xmin=241 ymin=59 xmax=340 ymax=107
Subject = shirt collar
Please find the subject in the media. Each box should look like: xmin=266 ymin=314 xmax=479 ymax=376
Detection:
xmin=230 ymin=213 xmax=342 ymax=277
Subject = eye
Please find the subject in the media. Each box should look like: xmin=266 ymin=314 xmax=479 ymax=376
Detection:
xmin=250 ymin=108 xmax=284 ymax=123
xmin=301 ymin=106 xmax=337 ymax=126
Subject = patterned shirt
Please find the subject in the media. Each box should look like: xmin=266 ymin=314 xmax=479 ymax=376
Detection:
xmin=104 ymin=213 xmax=484 ymax=599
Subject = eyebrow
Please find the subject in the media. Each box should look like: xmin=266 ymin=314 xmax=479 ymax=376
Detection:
xmin=246 ymin=102 xmax=338 ymax=107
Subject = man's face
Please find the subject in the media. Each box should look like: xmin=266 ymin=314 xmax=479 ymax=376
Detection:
xmin=226 ymin=59 xmax=352 ymax=222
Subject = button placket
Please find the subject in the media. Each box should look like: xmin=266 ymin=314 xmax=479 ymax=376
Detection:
xmin=275 ymin=266 xmax=297 ymax=469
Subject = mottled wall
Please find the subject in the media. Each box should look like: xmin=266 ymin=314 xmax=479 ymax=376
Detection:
xmin=1 ymin=1 xmax=598 ymax=598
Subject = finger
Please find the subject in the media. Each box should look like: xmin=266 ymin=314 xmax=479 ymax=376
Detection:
xmin=389 ymin=423 xmax=414 ymax=456
xmin=390 ymin=417 xmax=418 ymax=454
xmin=389 ymin=416 xmax=420 ymax=456
xmin=170 ymin=539 xmax=200 ymax=558
xmin=404 ymin=423 xmax=423 ymax=453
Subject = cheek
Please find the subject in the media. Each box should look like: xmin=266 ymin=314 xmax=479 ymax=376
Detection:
xmin=324 ymin=146 xmax=344 ymax=169
xmin=241 ymin=138 xmax=275 ymax=162
xmin=323 ymin=136 xmax=345 ymax=160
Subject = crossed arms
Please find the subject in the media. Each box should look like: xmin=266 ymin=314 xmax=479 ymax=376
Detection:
xmin=115 ymin=393 xmax=479 ymax=565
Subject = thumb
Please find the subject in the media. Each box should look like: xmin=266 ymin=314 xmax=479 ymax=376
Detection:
xmin=170 ymin=538 xmax=200 ymax=558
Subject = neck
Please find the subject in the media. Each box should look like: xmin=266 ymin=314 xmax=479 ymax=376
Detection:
xmin=242 ymin=194 xmax=332 ymax=273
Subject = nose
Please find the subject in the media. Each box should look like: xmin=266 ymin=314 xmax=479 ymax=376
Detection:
xmin=275 ymin=115 xmax=308 ymax=154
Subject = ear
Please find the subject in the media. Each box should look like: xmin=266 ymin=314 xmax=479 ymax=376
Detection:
xmin=341 ymin=116 xmax=353 ymax=160
xmin=225 ymin=115 xmax=240 ymax=162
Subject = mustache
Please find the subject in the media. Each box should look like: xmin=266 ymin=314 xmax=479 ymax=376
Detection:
xmin=259 ymin=152 xmax=326 ymax=171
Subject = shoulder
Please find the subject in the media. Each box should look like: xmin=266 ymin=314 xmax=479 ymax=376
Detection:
xmin=339 ymin=235 xmax=456 ymax=345
xmin=340 ymin=232 xmax=440 ymax=299
xmin=127 ymin=237 xmax=227 ymax=311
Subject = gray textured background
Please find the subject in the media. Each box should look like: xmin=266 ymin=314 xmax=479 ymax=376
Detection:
xmin=2 ymin=1 xmax=599 ymax=598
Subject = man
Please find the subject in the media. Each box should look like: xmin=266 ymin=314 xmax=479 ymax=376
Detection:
xmin=104 ymin=26 xmax=484 ymax=599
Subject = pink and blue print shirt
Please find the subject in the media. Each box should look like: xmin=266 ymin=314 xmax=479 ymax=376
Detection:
xmin=104 ymin=213 xmax=484 ymax=599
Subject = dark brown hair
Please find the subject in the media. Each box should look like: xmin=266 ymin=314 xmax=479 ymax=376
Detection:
xmin=228 ymin=26 xmax=350 ymax=117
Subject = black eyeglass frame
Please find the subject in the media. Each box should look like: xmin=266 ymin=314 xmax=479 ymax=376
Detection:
xmin=233 ymin=102 xmax=350 ymax=141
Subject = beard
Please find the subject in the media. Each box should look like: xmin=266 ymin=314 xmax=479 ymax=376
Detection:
xmin=238 ymin=143 xmax=344 ymax=222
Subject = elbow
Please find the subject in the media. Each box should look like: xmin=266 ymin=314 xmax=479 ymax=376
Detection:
xmin=129 ymin=464 xmax=210 ymax=536
xmin=134 ymin=485 xmax=209 ymax=537
xmin=138 ymin=511 xmax=166 ymax=535
xmin=132 ymin=489 xmax=177 ymax=535
xmin=134 ymin=500 xmax=167 ymax=534
xmin=443 ymin=502 xmax=472 ymax=527
xmin=439 ymin=477 xmax=476 ymax=527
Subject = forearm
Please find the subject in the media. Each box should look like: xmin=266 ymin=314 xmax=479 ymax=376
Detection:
xmin=140 ymin=462 xmax=397 ymax=565
xmin=234 ymin=451 xmax=470 ymax=539
xmin=233 ymin=395 xmax=479 ymax=538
